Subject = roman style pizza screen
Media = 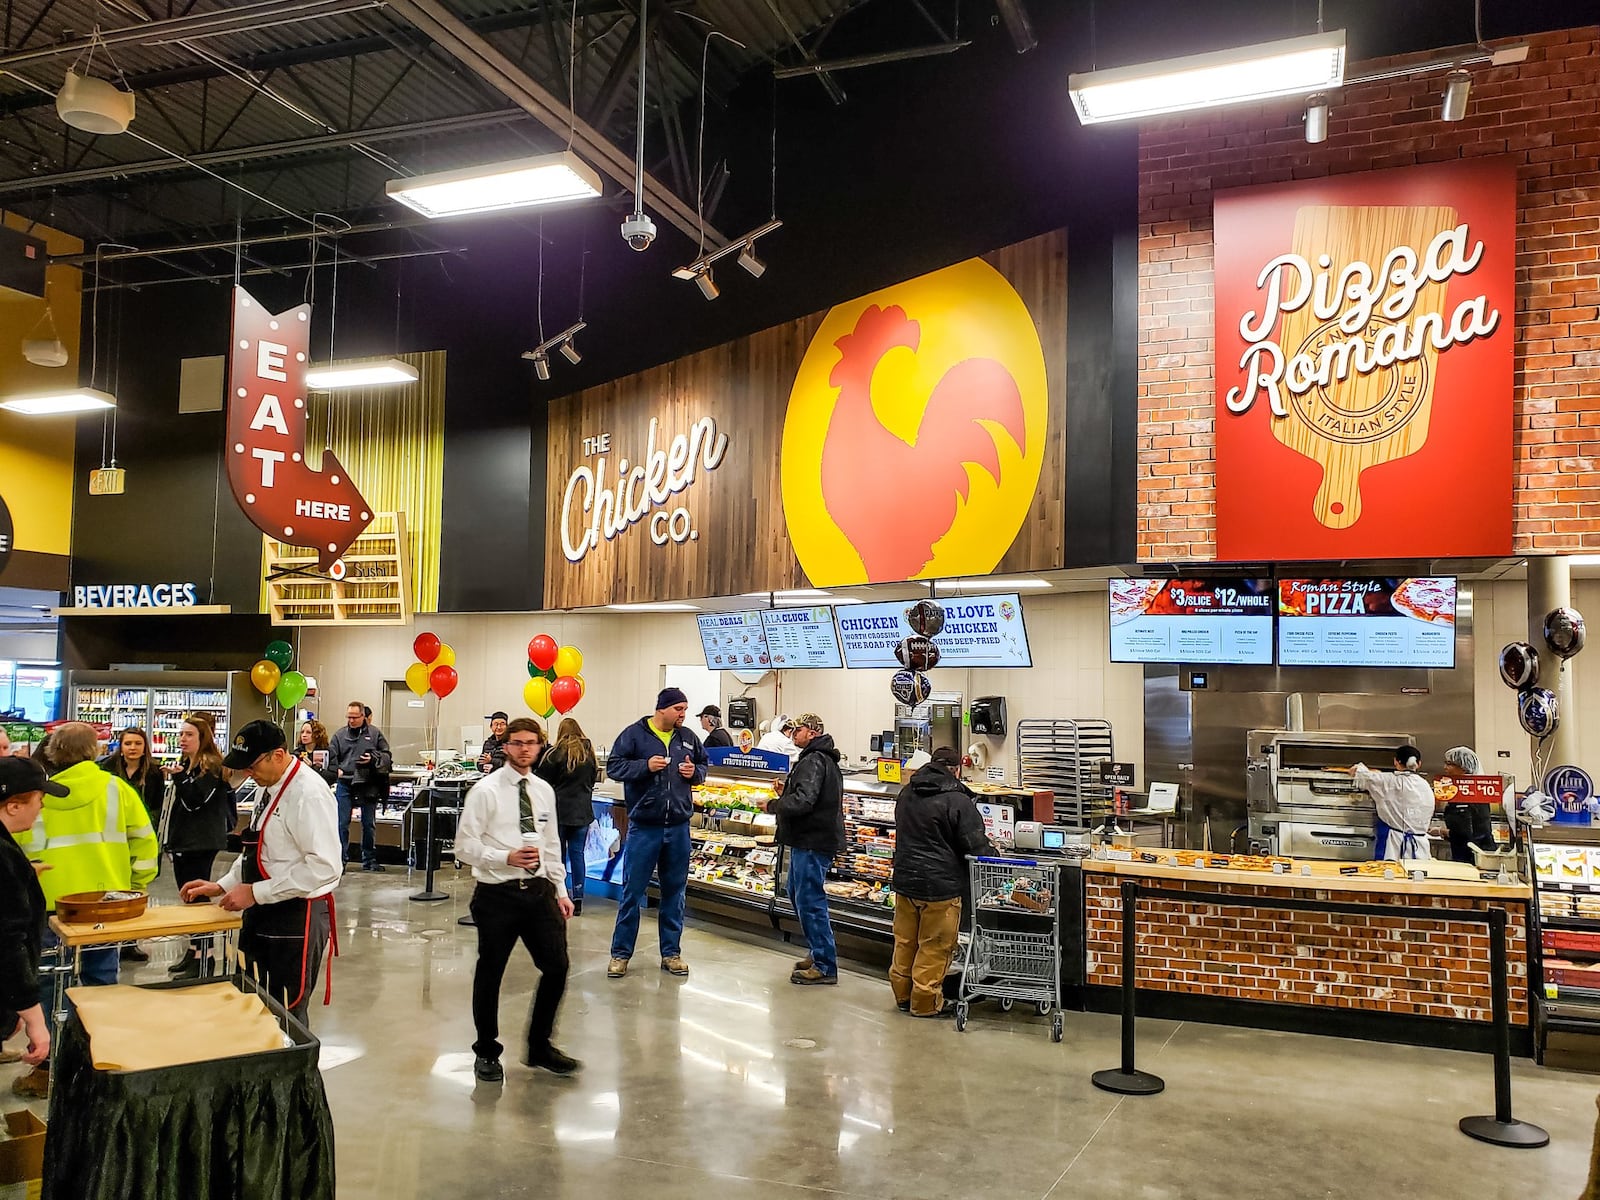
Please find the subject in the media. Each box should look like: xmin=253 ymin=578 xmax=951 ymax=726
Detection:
xmin=1277 ymin=577 xmax=1457 ymax=668
xmin=1109 ymin=579 xmax=1275 ymax=665
xmin=697 ymin=611 xmax=772 ymax=672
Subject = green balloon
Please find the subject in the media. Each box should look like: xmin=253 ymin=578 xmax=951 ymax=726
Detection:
xmin=527 ymin=659 xmax=541 ymax=678
xmin=543 ymin=666 xmax=558 ymax=682
xmin=275 ymin=671 xmax=308 ymax=708
xmin=264 ymin=640 xmax=294 ymax=670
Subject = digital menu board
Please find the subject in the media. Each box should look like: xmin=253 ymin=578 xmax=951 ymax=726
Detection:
xmin=759 ymin=606 xmax=843 ymax=669
xmin=1109 ymin=579 xmax=1274 ymax=665
xmin=697 ymin=611 xmax=771 ymax=671
xmin=1277 ymin=578 xmax=1457 ymax=668
xmin=836 ymin=594 xmax=1032 ymax=669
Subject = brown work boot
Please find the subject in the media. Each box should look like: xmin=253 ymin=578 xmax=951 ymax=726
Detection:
xmin=790 ymin=966 xmax=838 ymax=986
xmin=607 ymin=958 xmax=628 ymax=979
xmin=794 ymin=956 xmax=814 ymax=971
xmin=660 ymin=956 xmax=690 ymax=977
xmin=12 ymin=1066 xmax=48 ymax=1099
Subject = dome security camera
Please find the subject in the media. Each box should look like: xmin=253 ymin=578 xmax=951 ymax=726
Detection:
xmin=621 ymin=210 xmax=656 ymax=252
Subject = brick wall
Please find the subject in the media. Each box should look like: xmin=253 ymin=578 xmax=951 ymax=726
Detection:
xmin=1137 ymin=28 xmax=1600 ymax=561
xmin=1084 ymin=874 xmax=1529 ymax=1025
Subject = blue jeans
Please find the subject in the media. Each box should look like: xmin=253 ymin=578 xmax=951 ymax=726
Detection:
xmin=787 ymin=848 xmax=837 ymax=977
xmin=39 ymin=929 xmax=118 ymax=1038
xmin=609 ymin=823 xmax=691 ymax=960
xmin=560 ymin=824 xmax=589 ymax=905
xmin=335 ymin=781 xmax=378 ymax=865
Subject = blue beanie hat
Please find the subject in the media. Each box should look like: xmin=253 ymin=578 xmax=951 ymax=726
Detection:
xmin=656 ymin=687 xmax=688 ymax=710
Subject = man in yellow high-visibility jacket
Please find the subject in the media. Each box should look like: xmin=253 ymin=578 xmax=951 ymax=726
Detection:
xmin=12 ymin=722 xmax=158 ymax=1099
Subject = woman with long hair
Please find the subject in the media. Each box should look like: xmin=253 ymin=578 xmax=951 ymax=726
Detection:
xmin=536 ymin=717 xmax=599 ymax=914
xmin=99 ymin=728 xmax=168 ymax=963
xmin=295 ymin=719 xmax=338 ymax=786
xmin=163 ymin=714 xmax=236 ymax=978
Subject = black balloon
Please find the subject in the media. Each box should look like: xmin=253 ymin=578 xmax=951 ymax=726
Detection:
xmin=890 ymin=670 xmax=932 ymax=706
xmin=1544 ymin=607 xmax=1587 ymax=661
xmin=894 ymin=636 xmax=941 ymax=672
xmin=1498 ymin=642 xmax=1540 ymax=690
xmin=1518 ymin=687 xmax=1559 ymax=739
xmin=906 ymin=600 xmax=946 ymax=639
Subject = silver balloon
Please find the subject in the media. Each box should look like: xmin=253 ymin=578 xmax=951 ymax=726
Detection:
xmin=905 ymin=600 xmax=946 ymax=639
xmin=1518 ymin=686 xmax=1559 ymax=739
xmin=1497 ymin=641 xmax=1540 ymax=690
xmin=1544 ymin=607 xmax=1586 ymax=660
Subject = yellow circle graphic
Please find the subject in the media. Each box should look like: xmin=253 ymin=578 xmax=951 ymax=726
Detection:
xmin=781 ymin=257 xmax=1048 ymax=585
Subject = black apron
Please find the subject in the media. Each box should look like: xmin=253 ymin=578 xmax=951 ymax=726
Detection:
xmin=239 ymin=759 xmax=336 ymax=1019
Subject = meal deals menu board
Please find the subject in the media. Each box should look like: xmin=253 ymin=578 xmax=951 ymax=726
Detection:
xmin=697 ymin=611 xmax=771 ymax=671
xmin=836 ymin=593 xmax=1032 ymax=669
xmin=759 ymin=606 xmax=843 ymax=669
xmin=1277 ymin=578 xmax=1457 ymax=668
xmin=1108 ymin=579 xmax=1274 ymax=665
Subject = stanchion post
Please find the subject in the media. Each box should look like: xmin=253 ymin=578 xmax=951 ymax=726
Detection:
xmin=1092 ymin=879 xmax=1165 ymax=1096
xmin=409 ymin=784 xmax=448 ymax=903
xmin=1458 ymin=907 xmax=1548 ymax=1148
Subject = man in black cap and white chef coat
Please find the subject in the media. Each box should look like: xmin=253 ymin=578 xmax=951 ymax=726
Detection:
xmin=182 ymin=719 xmax=342 ymax=1024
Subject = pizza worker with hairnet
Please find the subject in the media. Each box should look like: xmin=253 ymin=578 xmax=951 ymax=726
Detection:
xmin=1438 ymin=746 xmax=1498 ymax=864
xmin=1350 ymin=744 xmax=1435 ymax=861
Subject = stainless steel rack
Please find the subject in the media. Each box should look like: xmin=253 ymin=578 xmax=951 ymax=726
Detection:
xmin=1015 ymin=719 xmax=1115 ymax=829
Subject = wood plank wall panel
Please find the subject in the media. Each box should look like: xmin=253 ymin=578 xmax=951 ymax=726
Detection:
xmin=545 ymin=230 xmax=1068 ymax=608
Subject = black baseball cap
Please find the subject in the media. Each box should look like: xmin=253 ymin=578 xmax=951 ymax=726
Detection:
xmin=486 ymin=711 xmax=509 ymax=722
xmin=222 ymin=719 xmax=289 ymax=769
xmin=0 ymin=757 xmax=69 ymax=801
xmin=697 ymin=705 xmax=721 ymax=719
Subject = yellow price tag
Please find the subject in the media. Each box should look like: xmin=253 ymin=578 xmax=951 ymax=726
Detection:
xmin=876 ymin=758 xmax=902 ymax=784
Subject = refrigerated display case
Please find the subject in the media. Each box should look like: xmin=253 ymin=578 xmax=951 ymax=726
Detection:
xmin=70 ymin=670 xmax=260 ymax=763
xmin=1528 ymin=823 xmax=1600 ymax=1060
xmin=776 ymin=775 xmax=900 ymax=942
xmin=687 ymin=766 xmax=781 ymax=917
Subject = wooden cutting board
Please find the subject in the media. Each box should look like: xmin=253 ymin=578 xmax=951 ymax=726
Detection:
xmin=1272 ymin=204 xmax=1455 ymax=529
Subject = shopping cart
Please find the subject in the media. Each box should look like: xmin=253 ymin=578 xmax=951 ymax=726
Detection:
xmin=955 ymin=855 xmax=1064 ymax=1041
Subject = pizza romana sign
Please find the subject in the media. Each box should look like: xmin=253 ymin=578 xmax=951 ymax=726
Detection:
xmin=1213 ymin=160 xmax=1514 ymax=560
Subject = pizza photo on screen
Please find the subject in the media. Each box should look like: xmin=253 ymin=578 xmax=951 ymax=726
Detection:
xmin=1109 ymin=579 xmax=1166 ymax=625
xmin=1390 ymin=577 xmax=1457 ymax=626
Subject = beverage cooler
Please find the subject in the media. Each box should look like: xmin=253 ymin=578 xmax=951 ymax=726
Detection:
xmin=69 ymin=670 xmax=262 ymax=764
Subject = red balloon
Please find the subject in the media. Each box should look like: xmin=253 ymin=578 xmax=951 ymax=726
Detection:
xmin=528 ymin=634 xmax=559 ymax=672
xmin=413 ymin=632 xmax=442 ymax=664
xmin=429 ymin=664 xmax=458 ymax=698
xmin=551 ymin=675 xmax=582 ymax=714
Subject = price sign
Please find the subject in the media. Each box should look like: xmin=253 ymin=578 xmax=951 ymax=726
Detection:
xmin=876 ymin=758 xmax=902 ymax=784
xmin=703 ymin=843 xmax=726 ymax=857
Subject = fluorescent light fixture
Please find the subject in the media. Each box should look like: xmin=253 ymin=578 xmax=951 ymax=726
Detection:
xmin=305 ymin=358 xmax=419 ymax=389
xmin=742 ymin=589 xmax=832 ymax=599
xmin=1068 ymin=30 xmax=1346 ymax=124
xmin=605 ymin=602 xmax=700 ymax=612
xmin=1441 ymin=69 xmax=1471 ymax=121
xmin=1567 ymin=555 xmax=1600 ymax=567
xmin=1304 ymin=93 xmax=1329 ymax=143
xmin=386 ymin=151 xmax=602 ymax=218
xmin=938 ymin=576 xmax=1052 ymax=591
xmin=0 ymin=386 xmax=116 ymax=415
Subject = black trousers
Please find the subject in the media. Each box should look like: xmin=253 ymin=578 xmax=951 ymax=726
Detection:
xmin=1444 ymin=803 xmax=1497 ymax=863
xmin=239 ymin=897 xmax=330 ymax=1026
xmin=470 ymin=878 xmax=569 ymax=1062
xmin=171 ymin=850 xmax=219 ymax=952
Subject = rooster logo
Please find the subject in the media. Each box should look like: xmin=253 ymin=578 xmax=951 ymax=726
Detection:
xmin=782 ymin=257 xmax=1047 ymax=585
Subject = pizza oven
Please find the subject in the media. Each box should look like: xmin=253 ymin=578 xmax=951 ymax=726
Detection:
xmin=1246 ymin=728 xmax=1414 ymax=860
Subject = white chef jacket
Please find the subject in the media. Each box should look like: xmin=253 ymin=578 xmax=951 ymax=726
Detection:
xmin=756 ymin=731 xmax=798 ymax=760
xmin=455 ymin=766 xmax=568 ymax=897
xmin=219 ymin=758 xmax=343 ymax=905
xmin=1352 ymin=764 xmax=1435 ymax=861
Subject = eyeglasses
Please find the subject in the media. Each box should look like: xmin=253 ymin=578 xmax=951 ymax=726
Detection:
xmin=507 ymin=739 xmax=542 ymax=749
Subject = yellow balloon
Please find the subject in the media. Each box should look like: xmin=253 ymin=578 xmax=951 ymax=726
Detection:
xmin=572 ymin=673 xmax=585 ymax=700
xmin=405 ymin=661 xmax=431 ymax=697
xmin=523 ymin=676 xmax=553 ymax=717
xmin=431 ymin=643 xmax=456 ymax=668
xmin=553 ymin=645 xmax=584 ymax=678
xmin=250 ymin=660 xmax=281 ymax=695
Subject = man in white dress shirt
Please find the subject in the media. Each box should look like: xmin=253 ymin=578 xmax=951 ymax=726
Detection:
xmin=456 ymin=717 xmax=577 ymax=1082
xmin=182 ymin=720 xmax=342 ymax=1024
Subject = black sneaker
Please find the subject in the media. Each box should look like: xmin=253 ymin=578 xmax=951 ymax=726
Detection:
xmin=362 ymin=863 xmax=387 ymax=873
xmin=473 ymin=1056 xmax=504 ymax=1082
xmin=525 ymin=1046 xmax=581 ymax=1076
xmin=120 ymin=944 xmax=149 ymax=962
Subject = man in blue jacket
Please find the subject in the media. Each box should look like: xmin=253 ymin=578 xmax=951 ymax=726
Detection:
xmin=606 ymin=688 xmax=706 ymax=979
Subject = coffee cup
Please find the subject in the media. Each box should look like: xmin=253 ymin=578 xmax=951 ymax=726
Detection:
xmin=521 ymin=832 xmax=540 ymax=846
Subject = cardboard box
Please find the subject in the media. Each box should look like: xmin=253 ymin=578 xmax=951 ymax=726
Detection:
xmin=0 ymin=1108 xmax=46 ymax=1199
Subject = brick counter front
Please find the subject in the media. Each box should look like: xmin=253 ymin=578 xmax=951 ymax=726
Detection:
xmin=1084 ymin=871 xmax=1529 ymax=1027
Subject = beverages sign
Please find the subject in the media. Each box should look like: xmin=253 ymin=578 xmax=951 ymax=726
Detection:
xmin=226 ymin=287 xmax=373 ymax=570
xmin=1214 ymin=161 xmax=1514 ymax=560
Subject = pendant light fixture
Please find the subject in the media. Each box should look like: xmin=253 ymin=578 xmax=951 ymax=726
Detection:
xmin=21 ymin=293 xmax=68 ymax=367
xmin=55 ymin=30 xmax=136 ymax=135
xmin=3 ymin=242 xmax=123 ymax=416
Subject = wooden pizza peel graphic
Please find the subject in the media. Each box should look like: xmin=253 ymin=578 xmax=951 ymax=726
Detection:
xmin=1273 ymin=204 xmax=1454 ymax=529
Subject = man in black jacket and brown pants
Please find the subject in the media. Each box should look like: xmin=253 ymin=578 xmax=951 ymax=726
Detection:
xmin=890 ymin=747 xmax=992 ymax=1017
xmin=770 ymin=713 xmax=845 ymax=985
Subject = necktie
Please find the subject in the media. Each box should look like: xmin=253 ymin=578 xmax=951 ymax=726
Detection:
xmin=518 ymin=777 xmax=535 ymax=836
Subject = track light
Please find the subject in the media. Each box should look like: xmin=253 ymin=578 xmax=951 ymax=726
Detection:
xmin=559 ymin=339 xmax=581 ymax=365
xmin=1442 ymin=69 xmax=1471 ymax=121
xmin=737 ymin=243 xmax=766 ymax=278
xmin=531 ymin=352 xmax=551 ymax=381
xmin=522 ymin=320 xmax=585 ymax=381
xmin=1304 ymin=94 xmax=1328 ymax=143
xmin=694 ymin=269 xmax=720 ymax=300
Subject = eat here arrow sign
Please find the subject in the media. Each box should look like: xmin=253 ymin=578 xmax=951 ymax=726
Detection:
xmin=226 ymin=287 xmax=372 ymax=570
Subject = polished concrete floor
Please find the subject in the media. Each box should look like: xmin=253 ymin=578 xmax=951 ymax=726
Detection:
xmin=8 ymin=862 xmax=1600 ymax=1198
